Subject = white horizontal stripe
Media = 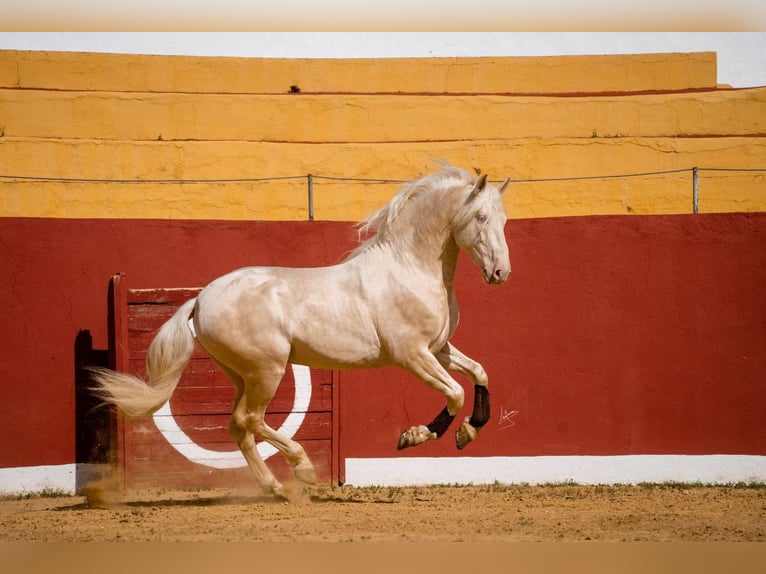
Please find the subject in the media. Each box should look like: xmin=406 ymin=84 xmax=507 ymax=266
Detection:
xmin=3 ymin=455 xmax=764 ymax=494
xmin=0 ymin=463 xmax=117 ymax=495
xmin=344 ymin=455 xmax=766 ymax=486
xmin=0 ymin=463 xmax=77 ymax=494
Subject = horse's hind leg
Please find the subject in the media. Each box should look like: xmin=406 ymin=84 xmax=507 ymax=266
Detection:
xmin=214 ymin=360 xmax=285 ymax=497
xmin=436 ymin=342 xmax=491 ymax=449
xmin=250 ymin=414 xmax=317 ymax=485
xmin=238 ymin=365 xmax=317 ymax=487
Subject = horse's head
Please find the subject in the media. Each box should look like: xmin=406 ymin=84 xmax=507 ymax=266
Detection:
xmin=453 ymin=174 xmax=511 ymax=284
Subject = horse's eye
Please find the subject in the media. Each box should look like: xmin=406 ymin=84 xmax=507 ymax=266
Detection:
xmin=477 ymin=213 xmax=488 ymax=224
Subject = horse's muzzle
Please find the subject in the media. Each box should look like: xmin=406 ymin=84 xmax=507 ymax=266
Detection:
xmin=484 ymin=265 xmax=510 ymax=284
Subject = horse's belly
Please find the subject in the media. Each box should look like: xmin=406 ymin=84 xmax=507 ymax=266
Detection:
xmin=288 ymin=329 xmax=387 ymax=369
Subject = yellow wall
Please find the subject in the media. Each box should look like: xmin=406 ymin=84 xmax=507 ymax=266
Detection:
xmin=4 ymin=89 xmax=765 ymax=141
xmin=1 ymin=49 xmax=763 ymax=221
xmin=1 ymin=50 xmax=718 ymax=94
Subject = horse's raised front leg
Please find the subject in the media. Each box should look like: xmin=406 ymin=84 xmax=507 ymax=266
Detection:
xmin=397 ymin=349 xmax=465 ymax=450
xmin=435 ymin=342 xmax=491 ymax=450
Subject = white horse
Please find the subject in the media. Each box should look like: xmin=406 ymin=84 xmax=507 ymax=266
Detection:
xmin=92 ymin=163 xmax=510 ymax=497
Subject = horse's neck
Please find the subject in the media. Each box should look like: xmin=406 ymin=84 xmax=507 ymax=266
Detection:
xmin=437 ymin=236 xmax=460 ymax=291
xmin=352 ymin=190 xmax=462 ymax=288
xmin=388 ymin=197 xmax=460 ymax=287
xmin=379 ymin=224 xmax=460 ymax=290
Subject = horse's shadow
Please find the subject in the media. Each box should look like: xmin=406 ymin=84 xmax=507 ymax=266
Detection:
xmin=54 ymin=493 xmax=282 ymax=511
xmin=54 ymin=490 xmax=395 ymax=510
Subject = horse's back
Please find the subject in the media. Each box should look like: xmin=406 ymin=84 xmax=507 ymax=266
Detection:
xmin=192 ymin=263 xmax=387 ymax=370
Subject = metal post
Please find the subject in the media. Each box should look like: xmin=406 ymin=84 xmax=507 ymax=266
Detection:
xmin=307 ymin=173 xmax=314 ymax=221
xmin=692 ymin=167 xmax=699 ymax=214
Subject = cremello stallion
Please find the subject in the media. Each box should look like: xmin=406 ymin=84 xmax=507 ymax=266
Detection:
xmin=92 ymin=164 xmax=511 ymax=497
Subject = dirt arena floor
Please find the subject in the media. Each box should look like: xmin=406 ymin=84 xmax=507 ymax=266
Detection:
xmin=1 ymin=482 xmax=764 ymax=542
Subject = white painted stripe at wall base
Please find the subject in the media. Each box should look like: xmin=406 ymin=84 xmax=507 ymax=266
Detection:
xmin=3 ymin=455 xmax=765 ymax=493
xmin=0 ymin=463 xmax=112 ymax=495
xmin=343 ymin=455 xmax=766 ymax=487
xmin=0 ymin=464 xmax=77 ymax=495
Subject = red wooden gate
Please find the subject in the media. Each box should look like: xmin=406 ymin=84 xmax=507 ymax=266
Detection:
xmin=109 ymin=274 xmax=339 ymax=488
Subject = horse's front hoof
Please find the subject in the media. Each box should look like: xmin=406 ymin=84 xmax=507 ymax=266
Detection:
xmin=397 ymin=425 xmax=436 ymax=450
xmin=455 ymin=419 xmax=478 ymax=450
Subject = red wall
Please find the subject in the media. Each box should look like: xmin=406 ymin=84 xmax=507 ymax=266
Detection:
xmin=1 ymin=214 xmax=765 ymax=471
xmin=339 ymin=214 xmax=766 ymax=461
xmin=0 ymin=219 xmax=357 ymax=468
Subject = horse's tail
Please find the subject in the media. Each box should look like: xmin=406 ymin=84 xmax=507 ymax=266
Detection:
xmin=90 ymin=297 xmax=197 ymax=418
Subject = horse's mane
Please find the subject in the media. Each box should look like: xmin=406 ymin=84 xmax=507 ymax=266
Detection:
xmin=346 ymin=162 xmax=478 ymax=260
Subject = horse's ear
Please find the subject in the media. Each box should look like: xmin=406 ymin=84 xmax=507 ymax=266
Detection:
xmin=497 ymin=177 xmax=510 ymax=195
xmin=471 ymin=174 xmax=488 ymax=196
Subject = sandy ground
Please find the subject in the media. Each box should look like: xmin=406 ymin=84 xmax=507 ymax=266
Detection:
xmin=1 ymin=483 xmax=764 ymax=542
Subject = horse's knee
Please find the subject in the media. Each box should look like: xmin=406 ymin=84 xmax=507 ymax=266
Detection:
xmin=474 ymin=365 xmax=489 ymax=388
xmin=447 ymin=384 xmax=465 ymax=414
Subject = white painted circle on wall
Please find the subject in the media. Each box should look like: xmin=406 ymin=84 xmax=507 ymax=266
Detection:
xmin=151 ymin=364 xmax=312 ymax=469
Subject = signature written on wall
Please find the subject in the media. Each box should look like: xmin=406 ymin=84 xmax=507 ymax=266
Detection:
xmin=498 ymin=406 xmax=519 ymax=430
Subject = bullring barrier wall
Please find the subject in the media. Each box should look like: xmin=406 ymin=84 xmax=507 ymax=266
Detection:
xmin=1 ymin=215 xmax=764 ymax=490
xmin=0 ymin=50 xmax=764 ymax=492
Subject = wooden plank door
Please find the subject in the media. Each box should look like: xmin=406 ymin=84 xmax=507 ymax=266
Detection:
xmin=109 ymin=275 xmax=336 ymax=488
